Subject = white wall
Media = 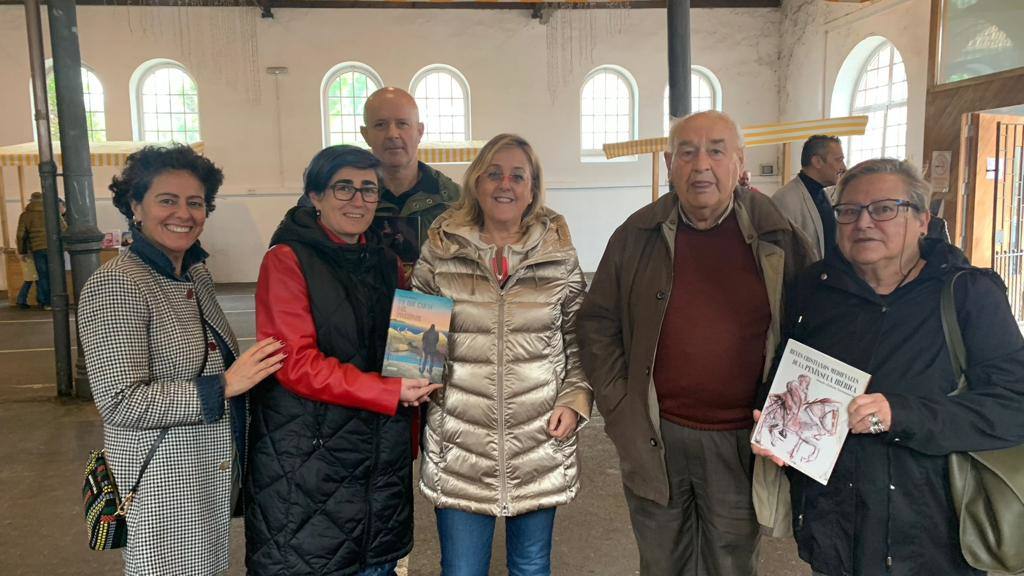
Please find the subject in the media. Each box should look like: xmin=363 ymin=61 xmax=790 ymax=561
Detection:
xmin=777 ymin=0 xmax=931 ymax=178
xmin=0 ymin=5 xmax=783 ymax=284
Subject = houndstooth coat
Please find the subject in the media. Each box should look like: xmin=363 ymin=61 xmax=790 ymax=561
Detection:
xmin=78 ymin=241 xmax=240 ymax=576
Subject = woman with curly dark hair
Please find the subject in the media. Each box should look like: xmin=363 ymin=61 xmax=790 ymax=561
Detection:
xmin=77 ymin=144 xmax=285 ymax=575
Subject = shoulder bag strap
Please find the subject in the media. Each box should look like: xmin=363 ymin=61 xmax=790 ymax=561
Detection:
xmin=120 ymin=293 xmax=212 ymax=512
xmin=940 ymin=270 xmax=969 ymax=394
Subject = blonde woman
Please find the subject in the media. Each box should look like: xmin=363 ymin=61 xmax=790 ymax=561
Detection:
xmin=412 ymin=134 xmax=592 ymax=576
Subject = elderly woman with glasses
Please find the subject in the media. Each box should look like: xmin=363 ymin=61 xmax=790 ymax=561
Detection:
xmin=245 ymin=145 xmax=440 ymax=576
xmin=754 ymin=158 xmax=1024 ymax=576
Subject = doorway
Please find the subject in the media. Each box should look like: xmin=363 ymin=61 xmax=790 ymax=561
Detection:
xmin=959 ymin=105 xmax=1024 ymax=324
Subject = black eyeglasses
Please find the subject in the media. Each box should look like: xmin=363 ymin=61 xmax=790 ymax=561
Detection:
xmin=833 ymin=199 xmax=920 ymax=224
xmin=327 ymin=182 xmax=380 ymax=203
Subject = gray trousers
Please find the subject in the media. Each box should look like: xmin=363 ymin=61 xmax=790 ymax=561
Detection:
xmin=623 ymin=420 xmax=760 ymax=576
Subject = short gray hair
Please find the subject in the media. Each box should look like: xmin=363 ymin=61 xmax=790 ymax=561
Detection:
xmin=668 ymin=110 xmax=745 ymax=153
xmin=835 ymin=158 xmax=931 ymax=211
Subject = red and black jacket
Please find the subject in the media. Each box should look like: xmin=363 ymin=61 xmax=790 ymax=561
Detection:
xmin=245 ymin=206 xmax=413 ymax=575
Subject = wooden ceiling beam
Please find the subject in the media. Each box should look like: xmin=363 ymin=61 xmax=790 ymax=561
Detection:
xmin=0 ymin=0 xmax=780 ymax=8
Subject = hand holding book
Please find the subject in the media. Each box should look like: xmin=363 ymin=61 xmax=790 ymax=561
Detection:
xmin=848 ymin=393 xmax=892 ymax=435
xmin=400 ymin=378 xmax=442 ymax=407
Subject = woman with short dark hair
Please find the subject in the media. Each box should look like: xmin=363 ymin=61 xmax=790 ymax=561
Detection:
xmin=78 ymin=144 xmax=285 ymax=575
xmin=246 ymin=145 xmax=439 ymax=576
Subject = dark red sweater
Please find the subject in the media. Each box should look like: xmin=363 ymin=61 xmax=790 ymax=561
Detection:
xmin=652 ymin=212 xmax=771 ymax=430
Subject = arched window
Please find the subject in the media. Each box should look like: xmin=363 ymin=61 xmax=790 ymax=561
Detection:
xmin=36 ymin=66 xmax=106 ymax=143
xmin=663 ymin=66 xmax=723 ymax=135
xmin=322 ymin=63 xmax=382 ymax=147
xmin=410 ymin=65 xmax=470 ymax=143
xmin=846 ymin=41 xmax=908 ymax=165
xmin=581 ymin=66 xmax=637 ymax=158
xmin=132 ymin=61 xmax=201 ymax=143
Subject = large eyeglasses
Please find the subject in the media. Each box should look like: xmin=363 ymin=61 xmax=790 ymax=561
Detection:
xmin=484 ymin=169 xmax=528 ymax=185
xmin=833 ymin=199 xmax=920 ymax=224
xmin=328 ymin=182 xmax=380 ymax=203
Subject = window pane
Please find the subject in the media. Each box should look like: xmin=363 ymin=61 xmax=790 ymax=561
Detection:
xmin=42 ymin=67 xmax=107 ymax=142
xmin=323 ymin=66 xmax=380 ymax=147
xmin=139 ymin=65 xmax=200 ymax=142
xmin=850 ymin=42 xmax=908 ymax=165
xmin=581 ymin=69 xmax=635 ymax=153
xmin=413 ymin=68 xmax=470 ymax=143
xmin=663 ymin=69 xmax=720 ymax=136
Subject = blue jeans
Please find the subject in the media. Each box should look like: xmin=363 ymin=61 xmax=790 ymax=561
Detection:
xmin=435 ymin=507 xmax=556 ymax=576
xmin=355 ymin=561 xmax=397 ymax=576
xmin=16 ymin=281 xmax=33 ymax=306
xmin=32 ymin=251 xmax=50 ymax=306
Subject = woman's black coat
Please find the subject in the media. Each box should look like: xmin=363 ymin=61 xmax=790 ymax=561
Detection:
xmin=773 ymin=239 xmax=1024 ymax=576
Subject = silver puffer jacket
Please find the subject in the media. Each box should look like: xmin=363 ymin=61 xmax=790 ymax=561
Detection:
xmin=412 ymin=207 xmax=592 ymax=517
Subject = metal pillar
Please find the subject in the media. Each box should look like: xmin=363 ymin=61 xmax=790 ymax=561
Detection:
xmin=25 ymin=0 xmax=73 ymax=398
xmin=667 ymin=0 xmax=692 ymax=121
xmin=47 ymin=0 xmax=104 ymax=399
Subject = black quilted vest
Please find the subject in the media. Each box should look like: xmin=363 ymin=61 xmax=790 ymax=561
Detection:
xmin=245 ymin=207 xmax=413 ymax=576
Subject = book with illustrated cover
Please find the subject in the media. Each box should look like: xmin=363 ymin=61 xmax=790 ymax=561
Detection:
xmin=751 ymin=340 xmax=871 ymax=486
xmin=381 ymin=289 xmax=453 ymax=384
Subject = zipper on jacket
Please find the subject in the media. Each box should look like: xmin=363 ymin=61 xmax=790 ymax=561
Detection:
xmin=469 ymin=242 xmax=562 ymax=516
xmin=361 ymin=415 xmax=383 ymax=566
xmin=497 ymin=293 xmax=509 ymax=516
xmin=884 ymin=443 xmax=895 ymax=572
xmin=313 ymin=403 xmax=325 ymax=449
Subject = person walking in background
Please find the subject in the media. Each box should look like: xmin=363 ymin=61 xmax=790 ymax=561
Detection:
xmin=15 ymin=191 xmax=61 ymax=310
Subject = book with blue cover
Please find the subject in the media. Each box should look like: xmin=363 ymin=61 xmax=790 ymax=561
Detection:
xmin=381 ymin=289 xmax=453 ymax=384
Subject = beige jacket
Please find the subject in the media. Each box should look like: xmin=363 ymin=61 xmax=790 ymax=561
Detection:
xmin=771 ymin=174 xmax=837 ymax=261
xmin=412 ymin=207 xmax=592 ymax=517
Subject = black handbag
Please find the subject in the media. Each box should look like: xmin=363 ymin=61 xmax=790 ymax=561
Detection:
xmin=82 ymin=429 xmax=168 ymax=550
xmin=940 ymin=270 xmax=1024 ymax=574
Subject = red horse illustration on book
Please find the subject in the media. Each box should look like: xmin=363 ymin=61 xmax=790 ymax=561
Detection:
xmin=756 ymin=374 xmax=842 ymax=464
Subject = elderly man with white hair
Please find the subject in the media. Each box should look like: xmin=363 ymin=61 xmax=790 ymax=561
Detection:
xmin=578 ymin=111 xmax=814 ymax=575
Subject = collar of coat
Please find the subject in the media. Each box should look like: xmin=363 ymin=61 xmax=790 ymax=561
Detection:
xmin=379 ymin=161 xmax=461 ymax=209
xmin=129 ymin=226 xmax=209 ymax=282
xmin=425 ymin=205 xmax=575 ymax=263
xmin=628 ymin=187 xmax=794 ymax=242
xmin=813 ymin=237 xmax=977 ymax=304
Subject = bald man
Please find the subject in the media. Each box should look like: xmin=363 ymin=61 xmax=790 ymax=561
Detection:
xmin=578 ymin=112 xmax=814 ymax=575
xmin=360 ymin=87 xmax=460 ymax=243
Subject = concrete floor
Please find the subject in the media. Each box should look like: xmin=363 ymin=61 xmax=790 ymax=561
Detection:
xmin=0 ymin=285 xmax=810 ymax=575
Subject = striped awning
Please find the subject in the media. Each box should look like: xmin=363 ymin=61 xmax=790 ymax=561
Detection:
xmin=602 ymin=115 xmax=869 ymax=159
xmin=417 ymin=140 xmax=486 ymax=163
xmin=0 ymin=140 xmax=206 ymax=167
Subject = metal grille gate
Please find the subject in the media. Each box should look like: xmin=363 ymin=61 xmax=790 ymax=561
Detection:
xmin=992 ymin=122 xmax=1024 ymax=325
